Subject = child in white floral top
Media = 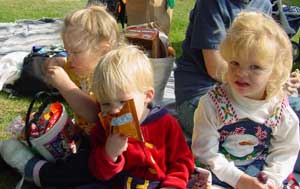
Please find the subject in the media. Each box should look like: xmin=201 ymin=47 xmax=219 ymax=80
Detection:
xmin=192 ymin=12 xmax=300 ymax=189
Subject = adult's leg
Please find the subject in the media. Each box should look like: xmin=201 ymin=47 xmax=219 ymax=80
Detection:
xmin=176 ymin=85 xmax=214 ymax=145
xmin=289 ymin=96 xmax=300 ymax=118
xmin=288 ymin=96 xmax=300 ymax=173
xmin=176 ymin=96 xmax=201 ymax=145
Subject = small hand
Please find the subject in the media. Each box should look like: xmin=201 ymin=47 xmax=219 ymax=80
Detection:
xmin=47 ymin=56 xmax=66 ymax=67
xmin=285 ymin=69 xmax=300 ymax=96
xmin=45 ymin=65 xmax=73 ymax=90
xmin=236 ymin=173 xmax=267 ymax=189
xmin=266 ymin=184 xmax=276 ymax=189
xmin=257 ymin=172 xmax=268 ymax=184
xmin=41 ymin=57 xmax=66 ymax=74
xmin=105 ymin=133 xmax=128 ymax=162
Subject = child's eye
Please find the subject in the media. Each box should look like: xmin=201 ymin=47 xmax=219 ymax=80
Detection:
xmin=250 ymin=65 xmax=262 ymax=70
xmin=229 ymin=61 xmax=239 ymax=67
xmin=120 ymin=99 xmax=132 ymax=105
xmin=66 ymin=50 xmax=82 ymax=56
xmin=101 ymin=103 xmax=110 ymax=107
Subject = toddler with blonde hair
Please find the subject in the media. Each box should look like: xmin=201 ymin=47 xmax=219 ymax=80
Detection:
xmin=89 ymin=45 xmax=194 ymax=189
xmin=192 ymin=11 xmax=300 ymax=189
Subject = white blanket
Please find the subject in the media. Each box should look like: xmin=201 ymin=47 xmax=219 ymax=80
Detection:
xmin=0 ymin=18 xmax=63 ymax=59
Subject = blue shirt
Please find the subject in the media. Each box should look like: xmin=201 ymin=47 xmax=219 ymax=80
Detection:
xmin=174 ymin=0 xmax=272 ymax=105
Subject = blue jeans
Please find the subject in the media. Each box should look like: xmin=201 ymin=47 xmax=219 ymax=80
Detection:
xmin=176 ymin=87 xmax=212 ymax=144
xmin=289 ymin=96 xmax=300 ymax=115
xmin=176 ymin=96 xmax=200 ymax=144
xmin=288 ymin=96 xmax=300 ymax=173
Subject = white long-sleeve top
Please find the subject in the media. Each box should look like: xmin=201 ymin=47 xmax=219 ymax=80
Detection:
xmin=192 ymin=84 xmax=300 ymax=188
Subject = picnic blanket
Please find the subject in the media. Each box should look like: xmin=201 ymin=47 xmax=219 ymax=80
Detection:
xmin=0 ymin=18 xmax=63 ymax=59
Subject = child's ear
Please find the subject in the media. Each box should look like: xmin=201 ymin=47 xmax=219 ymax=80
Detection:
xmin=101 ymin=42 xmax=111 ymax=54
xmin=145 ymin=87 xmax=155 ymax=103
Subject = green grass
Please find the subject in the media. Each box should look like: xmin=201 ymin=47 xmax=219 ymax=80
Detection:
xmin=169 ymin=0 xmax=194 ymax=57
xmin=284 ymin=0 xmax=300 ymax=6
xmin=0 ymin=0 xmax=86 ymax=22
xmin=0 ymin=0 xmax=299 ymax=188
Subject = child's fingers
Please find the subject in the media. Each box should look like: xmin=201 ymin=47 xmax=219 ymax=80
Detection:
xmin=266 ymin=183 xmax=275 ymax=189
xmin=45 ymin=66 xmax=59 ymax=77
xmin=47 ymin=57 xmax=66 ymax=67
xmin=289 ymin=77 xmax=300 ymax=88
xmin=43 ymin=57 xmax=65 ymax=74
xmin=287 ymin=88 xmax=298 ymax=96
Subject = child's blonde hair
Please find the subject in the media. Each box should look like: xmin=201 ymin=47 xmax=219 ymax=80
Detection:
xmin=62 ymin=5 xmax=122 ymax=54
xmin=220 ymin=11 xmax=293 ymax=99
xmin=92 ymin=45 xmax=154 ymax=101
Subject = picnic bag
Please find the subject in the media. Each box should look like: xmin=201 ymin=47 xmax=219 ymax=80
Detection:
xmin=124 ymin=23 xmax=175 ymax=105
xmin=9 ymin=45 xmax=66 ymax=96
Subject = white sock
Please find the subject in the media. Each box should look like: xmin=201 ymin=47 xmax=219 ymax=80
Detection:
xmin=0 ymin=139 xmax=34 ymax=174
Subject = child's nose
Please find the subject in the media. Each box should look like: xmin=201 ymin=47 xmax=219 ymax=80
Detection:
xmin=237 ymin=68 xmax=249 ymax=77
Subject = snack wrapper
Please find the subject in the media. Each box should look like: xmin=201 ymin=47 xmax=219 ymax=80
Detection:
xmin=98 ymin=99 xmax=144 ymax=141
xmin=6 ymin=115 xmax=26 ymax=139
xmin=187 ymin=167 xmax=212 ymax=189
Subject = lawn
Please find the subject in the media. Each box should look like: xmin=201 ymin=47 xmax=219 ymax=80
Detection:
xmin=0 ymin=0 xmax=299 ymax=188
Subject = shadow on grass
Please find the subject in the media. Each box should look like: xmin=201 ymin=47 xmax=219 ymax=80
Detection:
xmin=0 ymin=168 xmax=21 ymax=189
xmin=0 ymin=168 xmax=38 ymax=189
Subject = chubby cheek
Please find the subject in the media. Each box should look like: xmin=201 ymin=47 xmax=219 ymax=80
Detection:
xmin=68 ymin=61 xmax=90 ymax=75
xmin=226 ymin=72 xmax=235 ymax=86
xmin=249 ymin=75 xmax=265 ymax=87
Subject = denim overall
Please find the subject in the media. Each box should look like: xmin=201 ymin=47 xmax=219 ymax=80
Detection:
xmin=207 ymin=85 xmax=287 ymax=188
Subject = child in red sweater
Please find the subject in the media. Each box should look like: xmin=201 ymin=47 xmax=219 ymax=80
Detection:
xmin=89 ymin=45 xmax=194 ymax=189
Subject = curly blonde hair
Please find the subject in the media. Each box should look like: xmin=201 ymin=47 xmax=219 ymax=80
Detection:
xmin=220 ymin=11 xmax=293 ymax=99
xmin=62 ymin=5 xmax=123 ymax=54
xmin=92 ymin=45 xmax=154 ymax=101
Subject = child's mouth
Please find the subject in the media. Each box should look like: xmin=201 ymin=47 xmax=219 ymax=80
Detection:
xmin=235 ymin=81 xmax=249 ymax=88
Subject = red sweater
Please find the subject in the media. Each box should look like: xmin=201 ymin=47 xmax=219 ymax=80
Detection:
xmin=89 ymin=107 xmax=194 ymax=189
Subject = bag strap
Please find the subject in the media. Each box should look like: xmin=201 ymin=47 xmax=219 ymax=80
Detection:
xmin=24 ymin=91 xmax=60 ymax=147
